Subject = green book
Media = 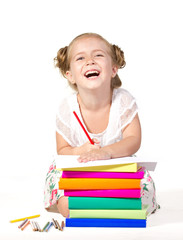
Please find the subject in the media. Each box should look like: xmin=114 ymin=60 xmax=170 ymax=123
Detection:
xmin=69 ymin=209 xmax=147 ymax=219
xmin=68 ymin=197 xmax=142 ymax=210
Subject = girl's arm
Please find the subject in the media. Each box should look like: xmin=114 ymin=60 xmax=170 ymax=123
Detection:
xmin=103 ymin=113 xmax=141 ymax=158
xmin=77 ymin=114 xmax=141 ymax=162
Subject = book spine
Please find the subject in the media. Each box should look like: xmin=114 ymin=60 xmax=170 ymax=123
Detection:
xmin=58 ymin=178 xmax=141 ymax=190
xmin=69 ymin=209 xmax=147 ymax=219
xmin=66 ymin=218 xmax=146 ymax=228
xmin=61 ymin=162 xmax=137 ymax=172
xmin=68 ymin=197 xmax=142 ymax=210
xmin=62 ymin=171 xmax=144 ymax=179
xmin=64 ymin=189 xmax=141 ymax=198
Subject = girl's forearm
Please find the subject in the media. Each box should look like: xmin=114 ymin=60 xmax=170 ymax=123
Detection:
xmin=102 ymin=136 xmax=141 ymax=159
xmin=57 ymin=146 xmax=81 ymax=155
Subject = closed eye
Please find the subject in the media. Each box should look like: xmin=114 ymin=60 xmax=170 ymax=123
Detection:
xmin=95 ymin=54 xmax=104 ymax=57
xmin=76 ymin=56 xmax=84 ymax=61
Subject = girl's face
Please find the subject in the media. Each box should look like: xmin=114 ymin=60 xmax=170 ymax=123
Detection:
xmin=66 ymin=37 xmax=118 ymax=92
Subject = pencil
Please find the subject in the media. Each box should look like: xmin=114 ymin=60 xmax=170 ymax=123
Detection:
xmin=52 ymin=218 xmax=58 ymax=229
xmin=55 ymin=220 xmax=61 ymax=230
xmin=61 ymin=220 xmax=65 ymax=231
xmin=35 ymin=222 xmax=41 ymax=232
xmin=42 ymin=222 xmax=50 ymax=232
xmin=30 ymin=221 xmax=36 ymax=231
xmin=73 ymin=111 xmax=94 ymax=145
xmin=10 ymin=214 xmax=40 ymax=223
xmin=18 ymin=219 xmax=28 ymax=228
xmin=21 ymin=220 xmax=30 ymax=231
xmin=45 ymin=222 xmax=53 ymax=232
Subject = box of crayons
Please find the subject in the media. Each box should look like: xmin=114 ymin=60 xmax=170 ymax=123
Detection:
xmin=58 ymin=163 xmax=147 ymax=228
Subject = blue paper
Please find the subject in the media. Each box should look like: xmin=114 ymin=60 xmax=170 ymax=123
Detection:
xmin=66 ymin=218 xmax=146 ymax=228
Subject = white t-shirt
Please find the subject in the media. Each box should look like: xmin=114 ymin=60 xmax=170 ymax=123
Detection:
xmin=56 ymin=88 xmax=138 ymax=147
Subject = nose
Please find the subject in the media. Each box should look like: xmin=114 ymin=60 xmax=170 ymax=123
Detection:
xmin=86 ymin=57 xmax=95 ymax=66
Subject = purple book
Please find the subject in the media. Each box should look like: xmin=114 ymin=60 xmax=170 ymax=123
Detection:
xmin=62 ymin=168 xmax=144 ymax=179
xmin=64 ymin=189 xmax=141 ymax=198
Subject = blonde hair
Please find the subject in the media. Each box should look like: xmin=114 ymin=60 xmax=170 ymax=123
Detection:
xmin=54 ymin=33 xmax=126 ymax=91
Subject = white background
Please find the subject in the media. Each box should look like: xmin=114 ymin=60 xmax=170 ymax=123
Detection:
xmin=0 ymin=1 xmax=183 ymax=239
xmin=1 ymin=0 xmax=183 ymax=189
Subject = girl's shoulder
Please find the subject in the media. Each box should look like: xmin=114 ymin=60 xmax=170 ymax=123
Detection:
xmin=57 ymin=92 xmax=77 ymax=116
xmin=113 ymin=88 xmax=136 ymax=107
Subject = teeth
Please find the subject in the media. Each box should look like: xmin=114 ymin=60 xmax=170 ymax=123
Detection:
xmin=85 ymin=70 xmax=100 ymax=77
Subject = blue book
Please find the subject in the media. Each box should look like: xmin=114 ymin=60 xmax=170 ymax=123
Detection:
xmin=66 ymin=218 xmax=146 ymax=228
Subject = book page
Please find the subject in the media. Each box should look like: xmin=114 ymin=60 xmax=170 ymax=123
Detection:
xmin=55 ymin=155 xmax=157 ymax=171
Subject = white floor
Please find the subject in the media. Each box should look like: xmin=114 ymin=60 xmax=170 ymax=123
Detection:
xmin=1 ymin=174 xmax=183 ymax=240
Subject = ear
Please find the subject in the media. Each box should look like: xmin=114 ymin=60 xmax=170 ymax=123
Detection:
xmin=111 ymin=65 xmax=118 ymax=78
xmin=66 ymin=71 xmax=76 ymax=84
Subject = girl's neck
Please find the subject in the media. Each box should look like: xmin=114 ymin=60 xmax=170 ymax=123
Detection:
xmin=77 ymin=88 xmax=113 ymax=111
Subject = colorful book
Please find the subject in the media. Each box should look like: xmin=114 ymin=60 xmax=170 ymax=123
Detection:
xmin=66 ymin=218 xmax=146 ymax=228
xmin=62 ymin=169 xmax=144 ymax=179
xmin=64 ymin=189 xmax=141 ymax=198
xmin=68 ymin=197 xmax=142 ymax=209
xmin=61 ymin=163 xmax=137 ymax=172
xmin=55 ymin=155 xmax=157 ymax=172
xmin=69 ymin=209 xmax=147 ymax=219
xmin=58 ymin=178 xmax=141 ymax=190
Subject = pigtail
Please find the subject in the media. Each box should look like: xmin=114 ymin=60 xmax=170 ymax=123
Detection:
xmin=112 ymin=44 xmax=126 ymax=69
xmin=110 ymin=45 xmax=126 ymax=89
xmin=54 ymin=46 xmax=69 ymax=77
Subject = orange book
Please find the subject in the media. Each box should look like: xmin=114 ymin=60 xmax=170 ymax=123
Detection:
xmin=58 ymin=178 xmax=141 ymax=190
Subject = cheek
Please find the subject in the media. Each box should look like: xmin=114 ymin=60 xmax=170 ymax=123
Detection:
xmin=70 ymin=62 xmax=82 ymax=73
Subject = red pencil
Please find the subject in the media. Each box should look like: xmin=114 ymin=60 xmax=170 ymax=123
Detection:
xmin=73 ymin=111 xmax=94 ymax=145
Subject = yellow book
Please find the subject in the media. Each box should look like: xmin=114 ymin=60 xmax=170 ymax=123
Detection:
xmin=60 ymin=163 xmax=137 ymax=172
xmin=55 ymin=155 xmax=157 ymax=172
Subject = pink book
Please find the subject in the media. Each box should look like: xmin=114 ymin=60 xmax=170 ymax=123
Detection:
xmin=62 ymin=168 xmax=144 ymax=179
xmin=64 ymin=189 xmax=141 ymax=198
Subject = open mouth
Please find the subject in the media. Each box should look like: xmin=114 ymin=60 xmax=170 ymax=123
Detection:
xmin=84 ymin=70 xmax=100 ymax=79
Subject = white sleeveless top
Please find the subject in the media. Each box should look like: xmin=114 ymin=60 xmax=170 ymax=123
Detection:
xmin=56 ymin=88 xmax=138 ymax=147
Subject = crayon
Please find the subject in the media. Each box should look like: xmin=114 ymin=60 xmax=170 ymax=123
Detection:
xmin=10 ymin=214 xmax=40 ymax=223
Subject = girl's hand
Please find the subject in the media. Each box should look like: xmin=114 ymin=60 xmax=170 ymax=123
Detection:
xmin=77 ymin=148 xmax=112 ymax=163
xmin=76 ymin=138 xmax=100 ymax=156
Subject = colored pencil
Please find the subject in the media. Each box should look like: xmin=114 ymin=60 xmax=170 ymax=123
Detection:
xmin=35 ymin=222 xmax=41 ymax=232
xmin=73 ymin=111 xmax=94 ymax=145
xmin=61 ymin=220 xmax=65 ymax=231
xmin=46 ymin=222 xmax=53 ymax=232
xmin=30 ymin=221 xmax=36 ymax=231
xmin=55 ymin=220 xmax=61 ymax=230
xmin=52 ymin=218 xmax=58 ymax=229
xmin=10 ymin=214 xmax=40 ymax=223
xmin=21 ymin=220 xmax=30 ymax=231
xmin=18 ymin=219 xmax=28 ymax=228
xmin=42 ymin=222 xmax=50 ymax=232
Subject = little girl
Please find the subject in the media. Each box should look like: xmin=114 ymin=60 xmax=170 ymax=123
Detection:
xmin=44 ymin=33 xmax=159 ymax=217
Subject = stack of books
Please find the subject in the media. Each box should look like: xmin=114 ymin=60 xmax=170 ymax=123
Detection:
xmin=58 ymin=162 xmax=147 ymax=228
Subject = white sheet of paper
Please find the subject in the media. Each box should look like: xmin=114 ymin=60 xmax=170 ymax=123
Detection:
xmin=55 ymin=155 xmax=157 ymax=171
